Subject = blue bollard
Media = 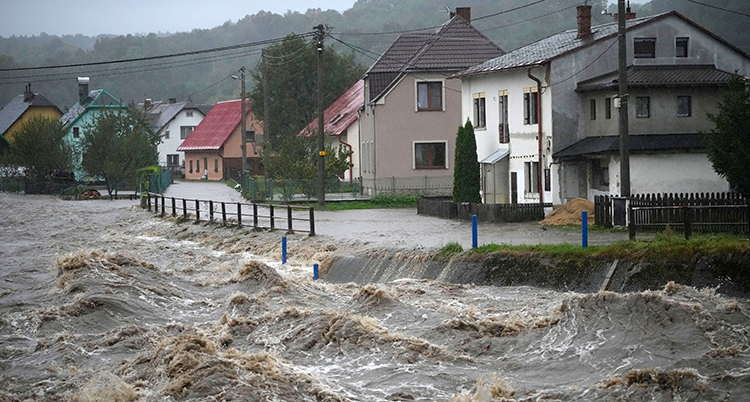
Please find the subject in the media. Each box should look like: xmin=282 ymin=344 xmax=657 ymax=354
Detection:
xmin=472 ymin=215 xmax=478 ymax=249
xmin=282 ymin=237 xmax=287 ymax=264
xmin=313 ymin=264 xmax=319 ymax=280
xmin=582 ymin=211 xmax=588 ymax=248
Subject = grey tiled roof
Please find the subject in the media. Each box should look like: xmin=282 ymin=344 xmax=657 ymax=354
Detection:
xmin=0 ymin=93 xmax=61 ymax=135
xmin=456 ymin=14 xmax=662 ymax=77
xmin=196 ymin=104 xmax=213 ymax=117
xmin=554 ymin=133 xmax=704 ymax=158
xmin=366 ymin=15 xmax=503 ymax=102
xmin=576 ymin=64 xmax=735 ymax=91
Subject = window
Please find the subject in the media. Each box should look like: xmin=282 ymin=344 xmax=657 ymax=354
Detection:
xmin=605 ymin=98 xmax=612 ymax=119
xmin=590 ymin=99 xmax=597 ymax=120
xmin=180 ymin=126 xmax=195 ymax=139
xmin=246 ymin=159 xmax=254 ymax=172
xmin=524 ymin=161 xmax=539 ymax=194
xmin=164 ymin=130 xmax=170 ymax=140
xmin=73 ymin=127 xmax=80 ymax=138
xmin=498 ymin=90 xmax=509 ymax=143
xmin=636 ymin=96 xmax=650 ymax=118
xmin=186 ymin=110 xmax=194 ymax=117
xmin=196 ymin=159 xmax=200 ymax=172
xmin=473 ymin=92 xmax=486 ymax=128
xmin=678 ymin=96 xmax=691 ymax=117
xmin=246 ymin=130 xmax=255 ymax=142
xmin=523 ymin=87 xmax=538 ymax=125
xmin=214 ymin=159 xmax=219 ymax=172
xmin=676 ymin=37 xmax=689 ymax=58
xmin=414 ymin=142 xmax=447 ymax=169
xmin=189 ymin=160 xmax=193 ymax=173
xmin=167 ymin=154 xmax=179 ymax=167
xmin=634 ymin=37 xmax=656 ymax=58
xmin=416 ymin=81 xmax=442 ymax=111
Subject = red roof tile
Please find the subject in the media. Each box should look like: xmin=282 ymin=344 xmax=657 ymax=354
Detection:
xmin=178 ymin=99 xmax=249 ymax=151
xmin=300 ymin=80 xmax=364 ymax=137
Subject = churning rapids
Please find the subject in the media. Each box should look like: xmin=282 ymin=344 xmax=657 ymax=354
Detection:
xmin=1 ymin=193 xmax=749 ymax=401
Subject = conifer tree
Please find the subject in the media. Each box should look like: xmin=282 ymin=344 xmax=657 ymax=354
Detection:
xmin=453 ymin=119 xmax=481 ymax=203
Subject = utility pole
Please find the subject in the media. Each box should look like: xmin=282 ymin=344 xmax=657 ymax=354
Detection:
xmin=617 ymin=0 xmax=630 ymax=197
xmin=240 ymin=66 xmax=248 ymax=176
xmin=262 ymin=49 xmax=270 ymax=145
xmin=315 ymin=24 xmax=326 ymax=207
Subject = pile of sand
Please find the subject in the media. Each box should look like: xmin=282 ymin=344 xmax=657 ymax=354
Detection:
xmin=540 ymin=197 xmax=595 ymax=226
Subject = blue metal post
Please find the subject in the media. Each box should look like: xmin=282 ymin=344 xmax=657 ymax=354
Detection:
xmin=472 ymin=215 xmax=478 ymax=249
xmin=582 ymin=211 xmax=588 ymax=248
xmin=313 ymin=264 xmax=319 ymax=280
xmin=282 ymin=237 xmax=287 ymax=264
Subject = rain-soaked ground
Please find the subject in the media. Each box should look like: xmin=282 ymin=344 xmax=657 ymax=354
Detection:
xmin=1 ymin=192 xmax=748 ymax=401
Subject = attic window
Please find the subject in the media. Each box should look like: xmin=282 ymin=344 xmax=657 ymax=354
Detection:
xmin=634 ymin=37 xmax=656 ymax=58
xmin=186 ymin=111 xmax=194 ymax=117
xmin=676 ymin=37 xmax=689 ymax=58
xmin=417 ymin=81 xmax=443 ymax=111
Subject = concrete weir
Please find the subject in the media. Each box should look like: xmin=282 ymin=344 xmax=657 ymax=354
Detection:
xmin=323 ymin=250 xmax=750 ymax=297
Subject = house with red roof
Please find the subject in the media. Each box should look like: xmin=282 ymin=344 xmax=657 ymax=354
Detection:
xmin=299 ymin=79 xmax=363 ymax=183
xmin=177 ymin=99 xmax=263 ymax=181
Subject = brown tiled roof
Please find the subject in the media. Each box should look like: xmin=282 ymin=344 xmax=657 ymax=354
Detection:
xmin=576 ymin=65 xmax=735 ymax=91
xmin=366 ymin=15 xmax=503 ymax=103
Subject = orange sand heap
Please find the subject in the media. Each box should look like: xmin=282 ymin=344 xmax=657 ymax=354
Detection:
xmin=540 ymin=197 xmax=595 ymax=226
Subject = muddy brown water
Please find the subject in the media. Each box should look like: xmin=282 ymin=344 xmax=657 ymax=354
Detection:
xmin=1 ymin=193 xmax=748 ymax=401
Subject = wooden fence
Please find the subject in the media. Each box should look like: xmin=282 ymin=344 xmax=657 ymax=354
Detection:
xmin=595 ymin=192 xmax=749 ymax=237
xmin=145 ymin=193 xmax=315 ymax=235
xmin=418 ymin=197 xmax=551 ymax=223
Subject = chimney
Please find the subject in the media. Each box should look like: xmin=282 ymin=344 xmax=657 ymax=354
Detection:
xmin=144 ymin=98 xmax=152 ymax=109
xmin=456 ymin=7 xmax=471 ymax=22
xmin=614 ymin=1 xmax=637 ymax=21
xmin=168 ymin=98 xmax=177 ymax=104
xmin=23 ymin=83 xmax=34 ymax=102
xmin=77 ymin=77 xmax=90 ymax=101
xmin=576 ymin=5 xmax=593 ymax=39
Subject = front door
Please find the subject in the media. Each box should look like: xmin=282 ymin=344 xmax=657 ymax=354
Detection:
xmin=564 ymin=165 xmax=580 ymax=200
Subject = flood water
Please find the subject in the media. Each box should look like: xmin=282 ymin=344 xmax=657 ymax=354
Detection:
xmin=1 ymin=193 xmax=748 ymax=401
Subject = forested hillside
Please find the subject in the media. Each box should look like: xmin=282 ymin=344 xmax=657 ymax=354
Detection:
xmin=1 ymin=0 xmax=748 ymax=110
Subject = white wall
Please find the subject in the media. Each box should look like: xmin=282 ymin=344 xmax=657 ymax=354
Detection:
xmin=460 ymin=66 xmax=553 ymax=204
xmin=157 ymin=109 xmax=205 ymax=168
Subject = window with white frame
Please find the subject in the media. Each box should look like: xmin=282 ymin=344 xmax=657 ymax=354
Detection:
xmin=164 ymin=130 xmax=170 ymax=139
xmin=180 ymin=126 xmax=195 ymax=139
xmin=524 ymin=161 xmax=539 ymax=194
xmin=590 ymin=98 xmax=597 ymax=120
xmin=473 ymin=92 xmax=486 ymax=128
xmin=186 ymin=110 xmax=194 ymax=117
xmin=416 ymin=81 xmax=442 ymax=111
xmin=414 ymin=142 xmax=447 ymax=169
xmin=605 ymin=97 xmax=612 ymax=119
xmin=523 ymin=87 xmax=538 ymax=125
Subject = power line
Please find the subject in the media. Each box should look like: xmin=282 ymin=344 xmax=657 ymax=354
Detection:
xmin=684 ymin=0 xmax=750 ymax=18
xmin=473 ymin=0 xmax=550 ymax=21
xmin=0 ymin=33 xmax=314 ymax=73
xmin=481 ymin=2 xmax=583 ymax=32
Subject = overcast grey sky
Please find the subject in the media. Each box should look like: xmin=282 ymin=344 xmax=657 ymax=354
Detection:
xmin=0 ymin=0 xmax=358 ymax=37
xmin=0 ymin=0 xmax=648 ymax=38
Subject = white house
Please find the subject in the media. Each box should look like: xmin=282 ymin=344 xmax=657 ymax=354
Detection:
xmin=455 ymin=6 xmax=750 ymax=205
xmin=140 ymin=99 xmax=212 ymax=176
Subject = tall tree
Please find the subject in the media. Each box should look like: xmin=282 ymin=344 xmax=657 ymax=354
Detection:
xmin=248 ymin=34 xmax=365 ymax=147
xmin=259 ymin=133 xmax=352 ymax=182
xmin=78 ymin=108 xmax=159 ymax=195
xmin=0 ymin=115 xmax=72 ymax=192
xmin=703 ymin=74 xmax=750 ymax=197
xmin=453 ymin=119 xmax=481 ymax=203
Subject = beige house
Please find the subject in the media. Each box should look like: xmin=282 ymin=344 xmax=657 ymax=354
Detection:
xmin=359 ymin=7 xmax=503 ymax=195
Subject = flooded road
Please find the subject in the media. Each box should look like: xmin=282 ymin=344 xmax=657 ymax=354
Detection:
xmin=1 ymin=193 xmax=748 ymax=401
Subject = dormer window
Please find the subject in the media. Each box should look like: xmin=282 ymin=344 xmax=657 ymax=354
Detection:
xmin=676 ymin=37 xmax=689 ymax=58
xmin=634 ymin=37 xmax=656 ymax=58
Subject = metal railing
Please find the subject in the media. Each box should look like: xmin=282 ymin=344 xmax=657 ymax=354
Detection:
xmin=145 ymin=193 xmax=315 ymax=235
